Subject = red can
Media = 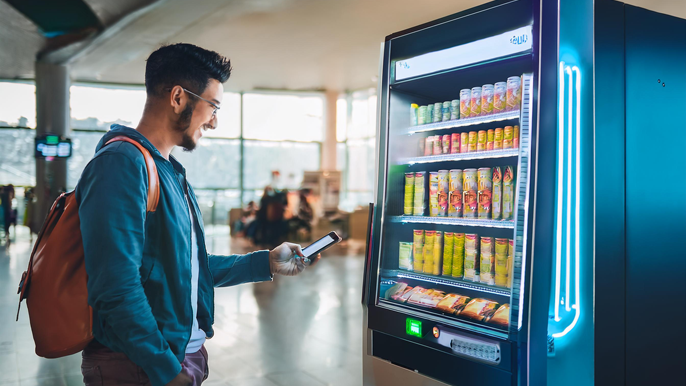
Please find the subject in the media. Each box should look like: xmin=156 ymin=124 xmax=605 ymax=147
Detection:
xmin=442 ymin=135 xmax=451 ymax=154
xmin=433 ymin=135 xmax=442 ymax=155
xmin=451 ymin=133 xmax=460 ymax=154
xmin=424 ymin=136 xmax=433 ymax=156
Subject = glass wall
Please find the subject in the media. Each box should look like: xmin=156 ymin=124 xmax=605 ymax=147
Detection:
xmin=0 ymin=82 xmax=326 ymax=225
xmin=338 ymin=88 xmax=377 ymax=212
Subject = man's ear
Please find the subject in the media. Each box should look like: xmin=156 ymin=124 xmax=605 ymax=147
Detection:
xmin=169 ymin=85 xmax=186 ymax=114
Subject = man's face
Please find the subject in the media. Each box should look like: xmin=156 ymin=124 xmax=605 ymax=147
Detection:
xmin=175 ymin=79 xmax=224 ymax=151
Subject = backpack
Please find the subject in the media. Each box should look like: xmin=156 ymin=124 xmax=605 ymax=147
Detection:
xmin=16 ymin=136 xmax=160 ymax=358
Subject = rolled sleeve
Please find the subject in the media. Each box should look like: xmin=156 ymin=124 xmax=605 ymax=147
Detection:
xmin=209 ymin=250 xmax=272 ymax=287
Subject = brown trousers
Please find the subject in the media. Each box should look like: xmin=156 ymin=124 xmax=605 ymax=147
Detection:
xmin=81 ymin=341 xmax=209 ymax=386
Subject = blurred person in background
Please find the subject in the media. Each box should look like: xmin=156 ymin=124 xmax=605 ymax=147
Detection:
xmin=290 ymin=188 xmax=313 ymax=240
xmin=1 ymin=184 xmax=15 ymax=242
xmin=76 ymin=43 xmax=319 ymax=386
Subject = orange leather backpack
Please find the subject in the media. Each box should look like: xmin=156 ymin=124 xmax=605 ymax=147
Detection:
xmin=16 ymin=136 xmax=160 ymax=358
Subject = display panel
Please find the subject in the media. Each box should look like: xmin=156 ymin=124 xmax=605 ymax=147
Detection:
xmin=375 ymin=58 xmax=534 ymax=339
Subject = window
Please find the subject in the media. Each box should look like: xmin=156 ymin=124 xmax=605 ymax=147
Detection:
xmin=243 ymin=92 xmax=324 ymax=141
xmin=70 ymin=84 xmax=146 ymax=130
xmin=243 ymin=140 xmax=320 ymax=191
xmin=0 ymin=128 xmax=36 ymax=186
xmin=205 ymin=92 xmax=241 ymax=139
xmin=172 ymin=138 xmax=241 ymax=189
xmin=0 ymin=82 xmax=36 ymax=128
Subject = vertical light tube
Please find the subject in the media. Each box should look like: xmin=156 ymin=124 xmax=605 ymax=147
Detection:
xmin=554 ymin=62 xmax=566 ymax=322
xmin=573 ymin=66 xmax=582 ymax=313
xmin=565 ymin=66 xmax=573 ymax=312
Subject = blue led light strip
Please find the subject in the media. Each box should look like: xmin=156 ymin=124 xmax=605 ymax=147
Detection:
xmin=551 ymin=62 xmax=581 ymax=339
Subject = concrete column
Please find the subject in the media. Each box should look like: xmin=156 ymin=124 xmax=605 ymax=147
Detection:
xmin=35 ymin=61 xmax=70 ymax=225
xmin=321 ymin=90 xmax=339 ymax=171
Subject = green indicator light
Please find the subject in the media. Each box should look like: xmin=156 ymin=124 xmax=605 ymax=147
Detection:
xmin=406 ymin=318 xmax=422 ymax=337
xmin=46 ymin=136 xmax=59 ymax=145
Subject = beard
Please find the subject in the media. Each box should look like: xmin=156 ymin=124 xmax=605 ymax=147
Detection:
xmin=175 ymin=102 xmax=197 ymax=152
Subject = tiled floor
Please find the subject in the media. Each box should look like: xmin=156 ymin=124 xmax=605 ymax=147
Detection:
xmin=1 ymin=226 xmax=365 ymax=386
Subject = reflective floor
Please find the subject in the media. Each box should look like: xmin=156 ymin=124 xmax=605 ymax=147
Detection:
xmin=0 ymin=226 xmax=365 ymax=386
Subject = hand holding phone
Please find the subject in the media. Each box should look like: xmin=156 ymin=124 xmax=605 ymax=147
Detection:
xmin=302 ymin=231 xmax=342 ymax=265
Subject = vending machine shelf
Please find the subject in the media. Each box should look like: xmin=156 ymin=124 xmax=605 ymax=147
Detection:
xmin=389 ymin=216 xmax=515 ymax=229
xmin=408 ymin=110 xmax=520 ymax=134
xmin=405 ymin=149 xmax=520 ymax=165
xmin=383 ymin=269 xmax=512 ymax=297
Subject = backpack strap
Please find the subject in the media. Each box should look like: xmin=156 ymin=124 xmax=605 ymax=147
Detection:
xmin=105 ymin=136 xmax=160 ymax=212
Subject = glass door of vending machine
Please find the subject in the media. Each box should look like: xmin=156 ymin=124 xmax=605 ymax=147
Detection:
xmin=363 ymin=2 xmax=548 ymax=385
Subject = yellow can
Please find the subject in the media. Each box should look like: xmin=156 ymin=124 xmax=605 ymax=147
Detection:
xmin=452 ymin=233 xmax=465 ymax=278
xmin=413 ymin=230 xmax=425 ymax=272
xmin=433 ymin=231 xmax=443 ymax=276
xmin=442 ymin=232 xmax=454 ymax=276
xmin=423 ymin=231 xmax=436 ymax=274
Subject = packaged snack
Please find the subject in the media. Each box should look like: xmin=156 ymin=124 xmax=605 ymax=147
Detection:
xmin=399 ymin=242 xmax=414 ymax=271
xmin=429 ymin=172 xmax=439 ymax=217
xmin=404 ymin=173 xmax=414 ymax=215
xmin=436 ymin=294 xmax=471 ymax=314
xmin=399 ymin=286 xmax=426 ymax=303
xmin=413 ymin=172 xmax=426 ymax=216
xmin=449 ymin=169 xmax=463 ymax=192
xmin=409 ymin=289 xmax=446 ymax=308
xmin=465 ymin=233 xmax=479 ymax=250
xmin=480 ymin=250 xmax=495 ymax=285
xmin=463 ymin=169 xmax=478 ymax=218
xmin=423 ymin=231 xmax=436 ymax=274
xmin=413 ymin=230 xmax=425 ymax=271
xmin=410 ymin=104 xmax=419 ymax=126
xmin=442 ymin=232 xmax=454 ymax=276
xmin=432 ymin=231 xmax=444 ymax=276
xmin=486 ymin=304 xmax=510 ymax=328
xmin=459 ymin=298 xmax=499 ymax=321
xmin=478 ymin=168 xmax=493 ymax=219
xmin=437 ymin=170 xmax=449 ymax=194
xmin=503 ymin=166 xmax=515 ymax=220
xmin=507 ymin=239 xmax=514 ymax=288
xmin=464 ymin=248 xmax=479 ymax=281
xmin=448 ymin=191 xmax=463 ymax=217
xmin=492 ymin=167 xmax=502 ymax=220
xmin=385 ymin=282 xmax=408 ymax=300
xmin=460 ymin=89 xmax=471 ymax=118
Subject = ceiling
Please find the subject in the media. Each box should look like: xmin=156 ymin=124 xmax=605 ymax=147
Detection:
xmin=0 ymin=0 xmax=684 ymax=92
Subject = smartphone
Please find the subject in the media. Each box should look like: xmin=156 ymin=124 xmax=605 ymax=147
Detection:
xmin=302 ymin=231 xmax=342 ymax=264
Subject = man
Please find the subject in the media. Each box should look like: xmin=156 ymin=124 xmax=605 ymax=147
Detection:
xmin=77 ymin=43 xmax=318 ymax=386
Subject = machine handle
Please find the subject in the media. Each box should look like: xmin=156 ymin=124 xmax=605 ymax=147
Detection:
xmin=361 ymin=203 xmax=375 ymax=305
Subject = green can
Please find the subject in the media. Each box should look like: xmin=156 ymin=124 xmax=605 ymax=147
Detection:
xmin=450 ymin=99 xmax=460 ymax=120
xmin=418 ymin=106 xmax=427 ymax=125
xmin=433 ymin=102 xmax=443 ymax=123
xmin=426 ymin=104 xmax=434 ymax=124
xmin=442 ymin=101 xmax=451 ymax=122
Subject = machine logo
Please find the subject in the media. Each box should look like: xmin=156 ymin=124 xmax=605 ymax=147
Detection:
xmin=510 ymin=34 xmax=529 ymax=45
xmin=549 ymin=61 xmax=582 ymax=339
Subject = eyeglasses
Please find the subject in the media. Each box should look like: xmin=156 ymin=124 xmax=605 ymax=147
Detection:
xmin=170 ymin=87 xmax=221 ymax=118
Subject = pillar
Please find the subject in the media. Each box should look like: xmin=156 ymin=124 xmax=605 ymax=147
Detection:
xmin=321 ymin=90 xmax=338 ymax=171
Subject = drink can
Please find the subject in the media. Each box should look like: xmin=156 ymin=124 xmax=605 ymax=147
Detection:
xmin=423 ymin=231 xmax=436 ymax=274
xmin=427 ymin=104 xmax=434 ymax=123
xmin=433 ymin=102 xmax=443 ymax=123
xmin=413 ymin=172 xmax=426 ymax=216
xmin=450 ymin=99 xmax=460 ymax=120
xmin=442 ymin=232 xmax=454 ymax=276
xmin=460 ymin=132 xmax=469 ymax=153
xmin=449 ymin=169 xmax=463 ymax=192
xmin=433 ymin=135 xmax=442 ymax=155
xmin=492 ymin=167 xmax=502 ymax=220
xmin=477 ymin=130 xmax=487 ymax=152
xmin=494 ymin=82 xmax=507 ymax=113
xmin=464 ymin=248 xmax=479 ymax=281
xmin=481 ymin=250 xmax=495 ymax=285
xmin=413 ymin=230 xmax=425 ymax=271
xmin=429 ymin=172 xmax=439 ymax=216
xmin=481 ymin=84 xmax=494 ymax=115
xmin=410 ymin=103 xmax=419 ymax=126
xmin=495 ymin=252 xmax=508 ymax=287
xmin=452 ymin=233 xmax=465 ymax=278
xmin=418 ymin=106 xmax=427 ymax=125
xmin=448 ymin=191 xmax=463 ymax=217
xmin=424 ymin=136 xmax=433 ymax=156
xmin=463 ymin=168 xmax=478 ymax=191
xmin=432 ymin=231 xmax=444 ymax=275
xmin=442 ymin=135 xmax=451 ymax=154
xmin=494 ymin=128 xmax=503 ymax=150
xmin=468 ymin=131 xmax=478 ymax=153
xmin=503 ymin=166 xmax=515 ymax=220
xmin=470 ymin=87 xmax=482 ymax=116
xmin=513 ymin=125 xmax=520 ymax=149
xmin=507 ymin=76 xmax=522 ymax=111
xmin=460 ymin=89 xmax=471 ymax=118
xmin=451 ymin=133 xmax=460 ymax=154
xmin=503 ymin=126 xmax=514 ymax=149
xmin=404 ymin=173 xmax=415 ymax=215
xmin=399 ymin=242 xmax=414 ymax=271
xmin=487 ymin=129 xmax=494 ymax=151
xmin=442 ymin=101 xmax=451 ymax=122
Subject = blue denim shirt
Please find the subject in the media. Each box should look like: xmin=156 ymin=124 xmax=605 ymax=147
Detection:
xmin=76 ymin=125 xmax=272 ymax=386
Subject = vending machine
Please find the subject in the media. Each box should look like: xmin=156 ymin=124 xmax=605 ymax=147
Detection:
xmin=361 ymin=0 xmax=594 ymax=385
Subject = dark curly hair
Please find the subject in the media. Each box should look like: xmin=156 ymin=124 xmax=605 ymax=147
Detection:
xmin=144 ymin=43 xmax=232 ymax=97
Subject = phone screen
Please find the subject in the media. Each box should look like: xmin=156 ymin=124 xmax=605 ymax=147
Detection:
xmin=302 ymin=232 xmax=340 ymax=259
